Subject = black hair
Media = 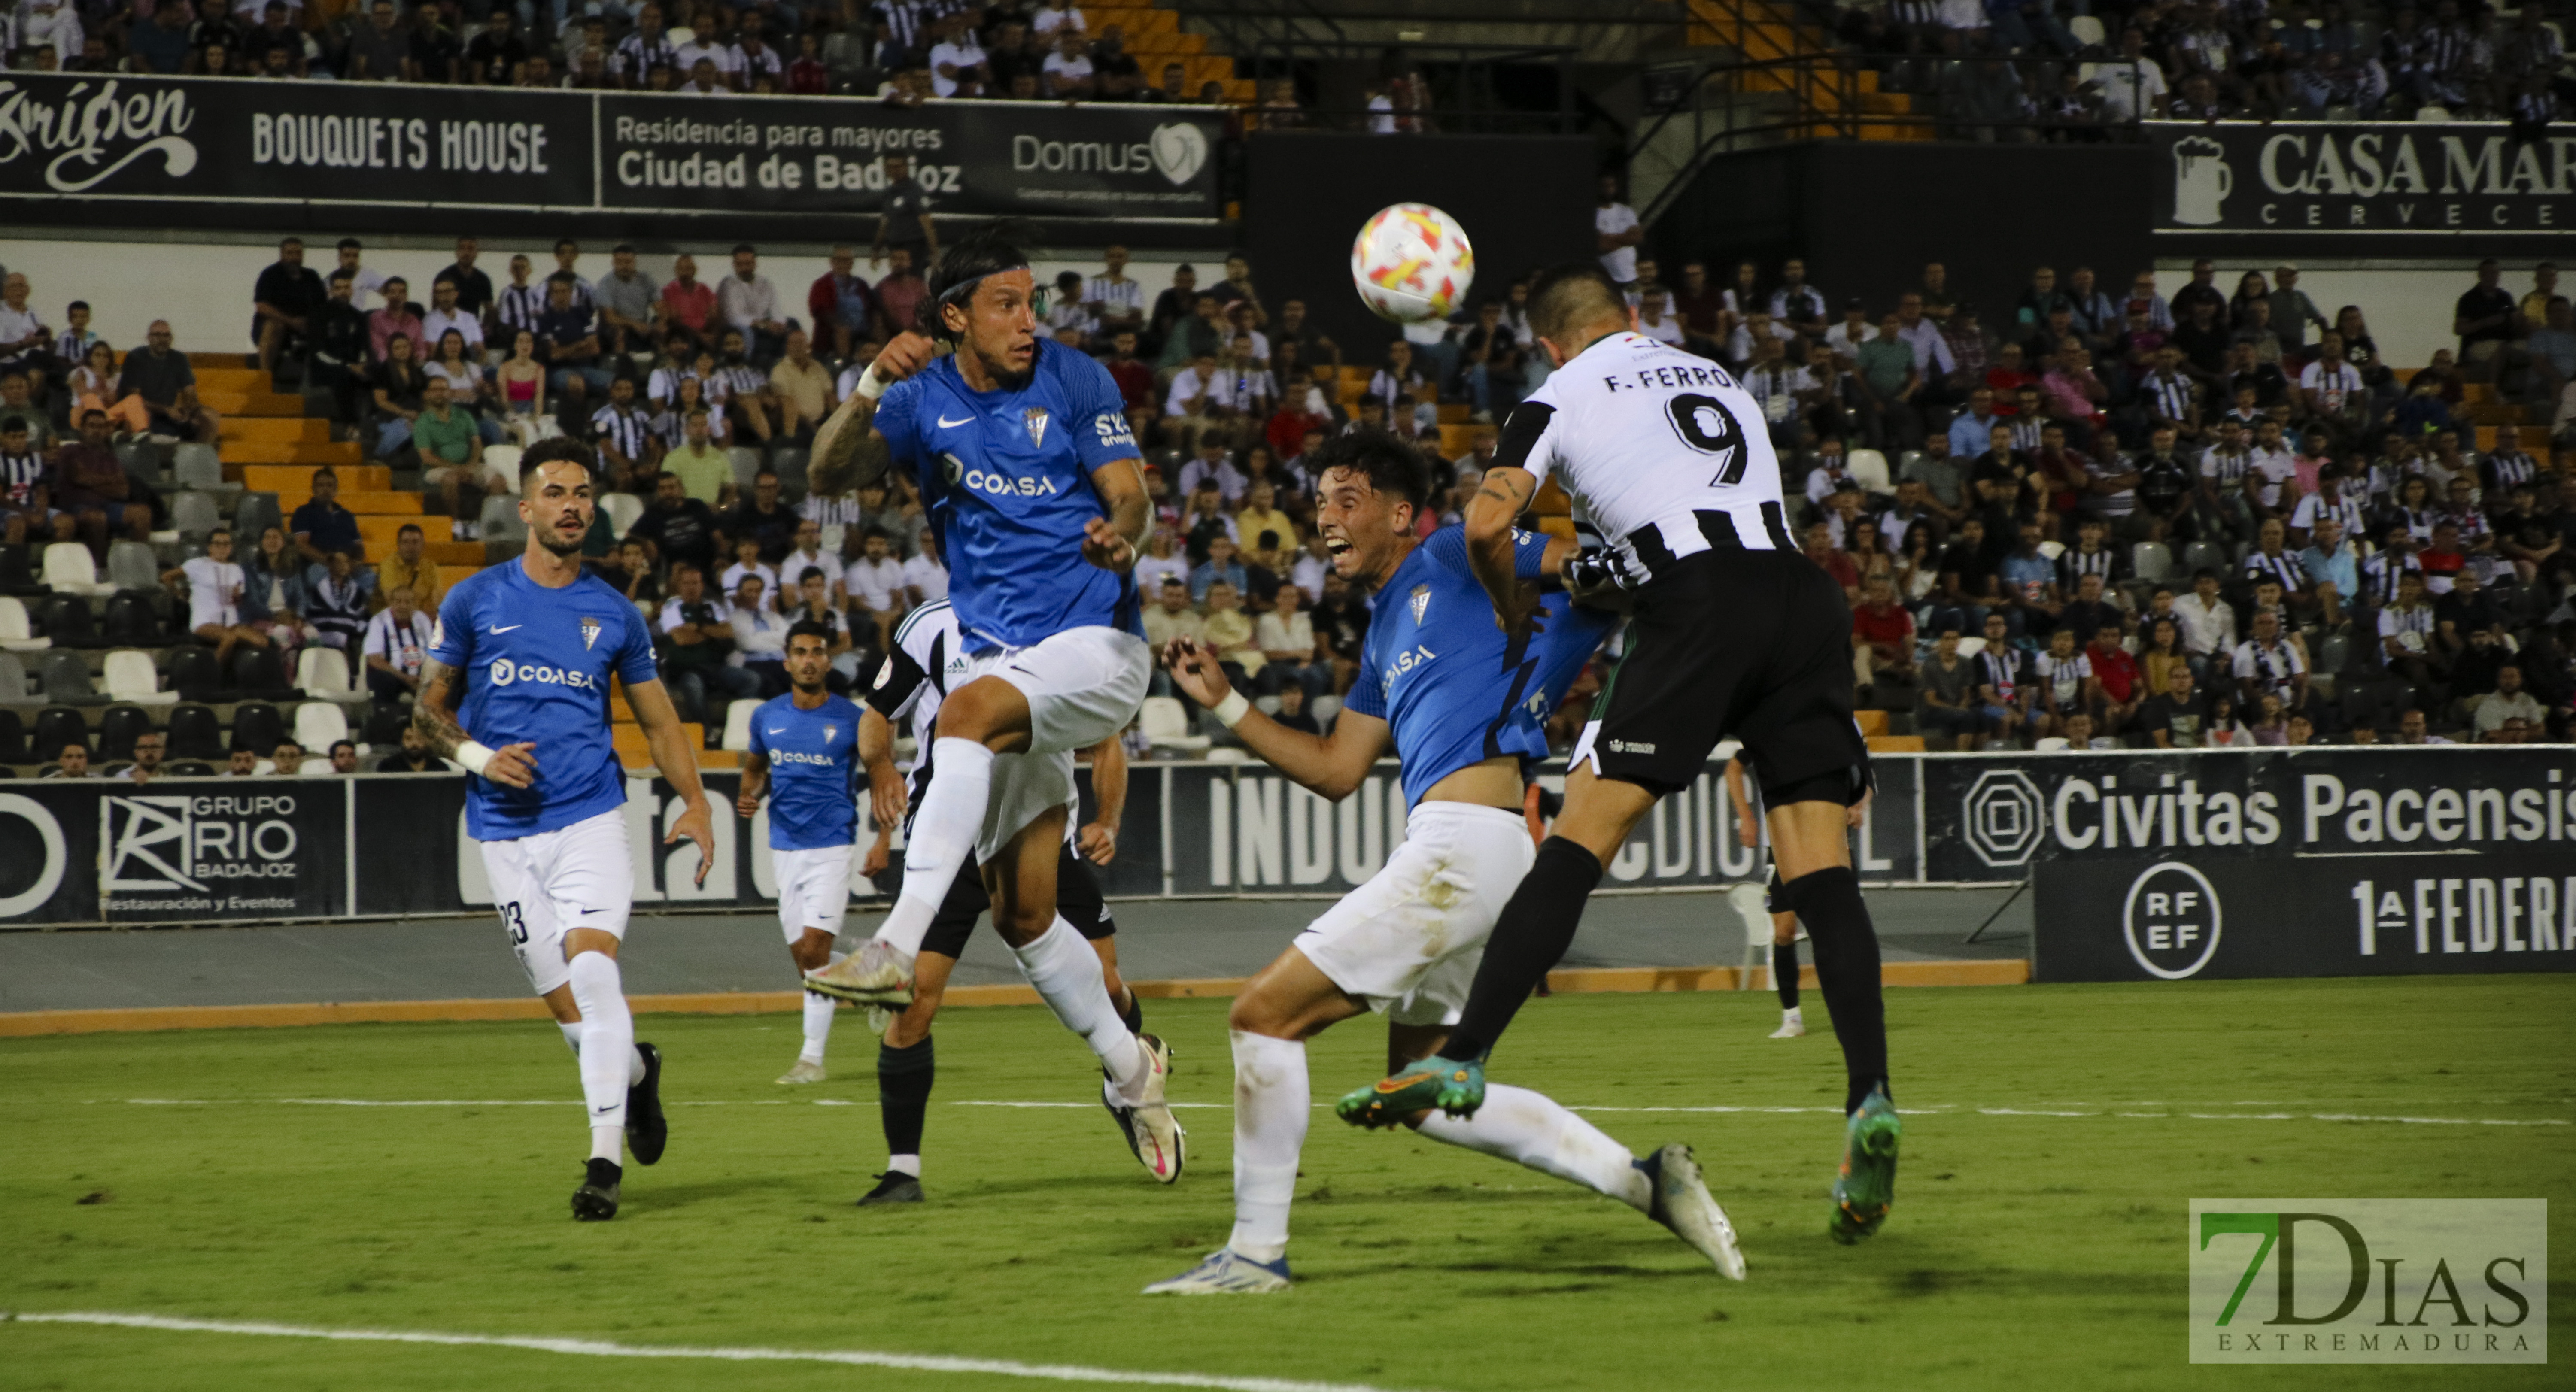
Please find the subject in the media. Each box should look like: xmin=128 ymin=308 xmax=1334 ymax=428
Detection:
xmin=613 ymin=243 xmax=636 ymax=255
xmin=926 ymin=230 xmax=1033 ymax=342
xmin=0 ymin=414 xmax=24 ymax=434
xmin=1525 ymin=260 xmax=1626 ymax=345
xmin=786 ymin=619 xmax=835 ymax=647
xmin=331 ymin=740 xmax=356 ymax=755
xmin=798 ymin=565 xmax=827 ymax=585
xmin=732 ymin=242 xmax=757 ymax=256
xmin=1301 ymin=428 xmax=1430 ymax=516
xmin=337 ymin=237 xmax=362 ymax=251
xmin=519 ymin=436 xmax=598 ymax=485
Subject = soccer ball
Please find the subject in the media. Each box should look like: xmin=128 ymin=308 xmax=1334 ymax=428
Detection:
xmin=1350 ymin=203 xmax=1475 ymax=324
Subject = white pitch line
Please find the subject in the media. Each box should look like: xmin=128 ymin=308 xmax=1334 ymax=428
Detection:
xmin=3 ymin=1311 xmax=1432 ymax=1392
xmin=100 ymin=1100 xmax=2571 ymax=1126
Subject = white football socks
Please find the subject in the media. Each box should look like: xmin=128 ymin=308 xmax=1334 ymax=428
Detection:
xmin=872 ymin=737 xmax=995 ymax=959
xmin=1227 ymin=1030 xmax=1309 ymax=1263
xmin=802 ymin=952 xmax=844 ymax=1064
xmin=887 ymin=1154 xmax=922 ymax=1178
xmin=1415 ymin=1082 xmax=1652 ymax=1212
xmin=1012 ymin=916 xmax=1150 ymax=1100
xmin=558 ymin=1021 xmax=582 ymax=1054
xmin=566 ymin=951 xmax=635 ymax=1163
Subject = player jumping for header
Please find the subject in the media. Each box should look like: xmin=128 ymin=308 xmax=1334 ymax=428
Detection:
xmin=734 ymin=622 xmax=866 ymax=1086
xmin=414 ymin=437 xmax=718 ymax=1221
xmin=801 ymin=232 xmax=1182 ymax=1181
xmin=1356 ymin=264 xmax=1901 ymax=1243
xmin=1143 ymin=430 xmax=1742 ymax=1294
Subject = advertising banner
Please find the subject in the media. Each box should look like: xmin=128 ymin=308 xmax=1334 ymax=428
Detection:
xmin=595 ymin=96 xmax=1221 ymax=218
xmin=2034 ymin=852 xmax=2576 ymax=982
xmin=2148 ymin=120 xmax=2575 ymax=237
xmin=0 ymin=781 xmax=346 ymax=924
xmin=0 ymin=73 xmax=592 ymax=207
xmin=0 ymin=74 xmax=1221 ymax=220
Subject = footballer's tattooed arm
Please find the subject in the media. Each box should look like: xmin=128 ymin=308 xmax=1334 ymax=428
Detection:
xmin=413 ymin=657 xmax=538 ymax=788
xmin=810 ymin=331 xmax=935 ymax=496
xmin=1082 ymin=456 xmax=1150 ymax=572
xmin=1464 ymin=465 xmax=1542 ymax=638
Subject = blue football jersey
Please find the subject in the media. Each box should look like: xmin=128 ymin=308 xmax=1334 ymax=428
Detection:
xmin=429 ymin=561 xmax=660 ymax=840
xmin=877 ymin=339 xmax=1145 ymax=653
xmin=1344 ymin=526 xmax=1571 ymax=807
xmin=747 ymin=692 xmax=863 ymax=851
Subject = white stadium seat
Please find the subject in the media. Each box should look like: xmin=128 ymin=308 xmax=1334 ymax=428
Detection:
xmin=104 ymin=649 xmax=178 ymax=707
xmin=1139 ymin=695 xmax=1209 ymax=752
xmin=294 ymin=699 xmax=350 ymax=752
xmin=43 ymin=543 xmax=113 ymax=596
xmin=0 ymin=596 xmax=49 ymax=652
xmin=721 ymin=698 xmax=756 ymax=752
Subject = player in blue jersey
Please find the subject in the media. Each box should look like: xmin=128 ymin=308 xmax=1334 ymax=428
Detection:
xmin=1142 ymin=431 xmax=1743 ymax=1295
xmin=415 ymin=437 xmax=718 ymax=1222
xmin=734 ymin=622 xmax=865 ymax=1085
xmin=802 ymin=233 xmax=1180 ymax=1180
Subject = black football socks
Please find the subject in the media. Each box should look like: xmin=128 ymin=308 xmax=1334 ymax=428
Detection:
xmin=1777 ymin=864 xmax=1890 ymax=1115
xmin=877 ymin=1036 xmax=936 ymax=1160
xmin=1442 ymin=837 xmax=1604 ymax=1064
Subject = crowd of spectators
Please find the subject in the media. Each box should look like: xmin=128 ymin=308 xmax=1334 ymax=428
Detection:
xmin=1828 ymin=0 xmax=2571 ymax=130
xmin=0 ymin=0 xmax=1242 ymax=106
xmin=1646 ymin=240 xmax=2576 ymax=748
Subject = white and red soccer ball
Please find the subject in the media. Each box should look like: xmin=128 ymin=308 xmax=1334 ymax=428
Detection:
xmin=1350 ymin=203 xmax=1475 ymax=324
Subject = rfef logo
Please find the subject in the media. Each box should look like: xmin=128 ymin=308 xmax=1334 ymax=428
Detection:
xmin=2190 ymin=1199 xmax=2546 ymax=1363
xmin=2123 ymin=860 xmax=2223 ymax=978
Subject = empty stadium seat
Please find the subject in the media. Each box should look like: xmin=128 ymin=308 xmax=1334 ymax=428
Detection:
xmin=727 ymin=446 xmax=764 ymax=490
xmin=361 ymin=703 xmax=408 ymax=746
xmin=2180 ymin=541 xmax=2227 ymax=580
xmin=231 ymin=701 xmax=285 ymax=755
xmin=31 ymin=706 xmax=89 ymax=760
xmin=103 ymin=649 xmax=177 ymax=707
xmin=2033 ymin=737 xmax=2072 ymax=752
xmin=0 ymin=707 xmax=22 ymax=762
xmin=232 ymin=493 xmax=283 ymax=547
xmin=296 ymin=646 xmax=369 ymax=706
xmin=39 ymin=596 xmax=103 ymax=648
xmin=2036 ymin=540 xmax=2066 ymax=562
xmin=0 ymin=595 xmax=46 ymax=652
xmin=1138 ymin=695 xmax=1209 ymax=752
xmin=770 ymin=447 xmax=810 ymax=500
xmin=231 ymin=645 xmax=292 ymax=697
xmin=173 ymin=443 xmax=225 ymax=491
xmin=478 ymin=494 xmax=529 ymax=543
xmin=0 ymin=651 xmax=28 ymax=702
xmin=166 ymin=645 xmax=221 ymax=702
xmin=600 ymin=491 xmax=644 ymax=537
xmin=167 ymin=702 xmax=225 ymax=759
xmin=1845 ymin=449 xmax=1891 ymax=494
xmin=0 ymin=542 xmax=43 ymax=595
xmin=41 ymin=543 xmax=112 ymax=596
xmin=169 ymin=491 xmax=222 ymax=540
xmin=2129 ymin=541 xmax=2174 ymax=583
xmin=103 ymin=593 xmax=165 ymax=644
xmin=720 ymin=698 xmax=755 ymax=751
xmin=98 ymin=704 xmax=154 ymax=761
xmin=293 ymin=698 xmax=350 ymax=752
xmin=40 ymin=650 xmax=109 ymax=706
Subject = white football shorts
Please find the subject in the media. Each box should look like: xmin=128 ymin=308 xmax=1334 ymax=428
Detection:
xmin=960 ymin=625 xmax=1149 ymax=862
xmin=477 ymin=808 xmax=634 ymax=998
xmin=1293 ymin=801 xmax=1535 ymax=1026
xmin=774 ymin=843 xmax=855 ymax=941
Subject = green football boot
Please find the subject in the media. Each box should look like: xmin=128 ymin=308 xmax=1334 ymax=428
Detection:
xmin=1335 ymin=1055 xmax=1486 ymax=1127
xmin=1828 ymin=1086 xmax=1902 ymax=1244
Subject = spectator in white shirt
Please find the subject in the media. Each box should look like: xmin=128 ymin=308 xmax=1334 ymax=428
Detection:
xmin=843 ymin=527 xmax=908 ymax=646
xmin=1032 ymin=3 xmax=1086 ymax=35
xmin=360 ymin=582 xmax=436 ymax=702
xmin=1178 ymin=440 xmax=1249 ymax=506
xmin=900 ymin=527 xmax=949 ymax=604
xmin=926 ymin=14 xmax=988 ymax=97
xmin=2174 ymin=570 xmax=2238 ymax=670
xmin=1634 ymin=288 xmax=1687 ymax=348
xmin=718 ymin=535 xmax=781 ymax=614
xmin=419 ymin=276 xmax=484 ymax=356
xmin=717 ymin=243 xmax=792 ymax=365
xmin=1042 ymin=27 xmax=1095 ymax=97
xmin=729 ymin=574 xmax=790 ymax=695
xmin=164 ymin=528 xmax=265 ymax=666
xmin=1594 ymin=173 xmax=1642 ymax=284
xmin=1086 ymin=246 xmax=1146 ymax=336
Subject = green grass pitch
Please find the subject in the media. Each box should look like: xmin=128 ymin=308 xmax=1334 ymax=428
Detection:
xmin=3 ymin=976 xmax=2570 ymax=1391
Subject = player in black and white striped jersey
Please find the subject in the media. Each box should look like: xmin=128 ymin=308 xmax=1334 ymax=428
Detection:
xmin=1354 ymin=262 xmax=1902 ymax=1244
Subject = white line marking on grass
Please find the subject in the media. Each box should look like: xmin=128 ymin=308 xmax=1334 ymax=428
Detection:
xmin=4 ymin=1311 xmax=1440 ymax=1392
xmin=101 ymin=1100 xmax=2573 ymax=1126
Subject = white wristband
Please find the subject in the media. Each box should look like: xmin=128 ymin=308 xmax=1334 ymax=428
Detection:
xmin=853 ymin=364 xmax=889 ymax=400
xmin=1211 ymin=691 xmax=1252 ymax=729
xmin=455 ymin=740 xmax=496 ymax=776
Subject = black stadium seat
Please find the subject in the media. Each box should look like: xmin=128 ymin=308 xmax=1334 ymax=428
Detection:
xmin=231 ymin=701 xmax=284 ymax=756
xmin=168 ymin=646 xmax=222 ymax=703
xmin=0 ymin=707 xmax=23 ymax=763
xmin=30 ymin=706 xmax=89 ymax=761
xmin=231 ymin=646 xmax=292 ymax=700
xmin=40 ymin=596 xmax=103 ymax=649
xmin=98 ymin=705 xmax=154 ymax=762
xmin=166 ymin=703 xmax=225 ymax=759
xmin=0 ymin=543 xmax=44 ymax=596
xmin=103 ymin=593 xmax=164 ymax=644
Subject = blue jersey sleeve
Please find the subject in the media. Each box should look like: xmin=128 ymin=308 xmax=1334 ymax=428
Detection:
xmin=1512 ymin=528 xmax=1549 ymax=581
xmin=1063 ymin=351 xmax=1139 ymax=474
xmin=429 ymin=579 xmax=475 ymax=668
xmin=746 ymin=704 xmax=770 ymax=760
xmin=1420 ymin=525 xmax=1547 ymax=583
xmin=878 ymin=377 xmax=926 ymax=482
xmin=613 ymin=604 xmax=659 ymax=685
